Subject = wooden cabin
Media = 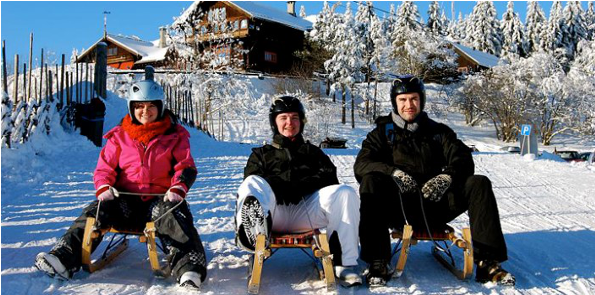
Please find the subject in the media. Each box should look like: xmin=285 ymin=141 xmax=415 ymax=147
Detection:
xmin=172 ymin=1 xmax=312 ymax=73
xmin=450 ymin=42 xmax=500 ymax=73
xmin=76 ymin=29 xmax=179 ymax=70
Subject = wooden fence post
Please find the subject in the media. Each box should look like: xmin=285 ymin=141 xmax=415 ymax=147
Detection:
xmin=75 ymin=60 xmax=79 ymax=103
xmin=48 ymin=70 xmax=53 ymax=103
xmin=39 ymin=49 xmax=44 ymax=101
xmin=13 ymin=54 xmax=19 ymax=110
xmin=145 ymin=65 xmax=155 ymax=81
xmin=85 ymin=62 xmax=89 ymax=102
xmin=28 ymin=32 xmax=33 ymax=101
xmin=94 ymin=42 xmax=107 ymax=99
xmin=60 ymin=54 xmax=65 ymax=105
xmin=2 ymin=40 xmax=7 ymax=93
xmin=23 ymin=63 xmax=27 ymax=102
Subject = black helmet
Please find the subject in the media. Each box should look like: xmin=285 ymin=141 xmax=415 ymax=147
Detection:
xmin=269 ymin=96 xmax=306 ymax=135
xmin=390 ymin=75 xmax=426 ymax=113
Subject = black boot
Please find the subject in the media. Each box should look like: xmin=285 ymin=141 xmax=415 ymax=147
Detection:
xmin=364 ymin=260 xmax=394 ymax=287
xmin=475 ymin=260 xmax=515 ymax=286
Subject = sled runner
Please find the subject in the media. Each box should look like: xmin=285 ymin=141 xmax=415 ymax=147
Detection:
xmin=391 ymin=224 xmax=473 ymax=280
xmin=81 ymin=217 xmax=169 ymax=277
xmin=247 ymin=230 xmax=336 ymax=294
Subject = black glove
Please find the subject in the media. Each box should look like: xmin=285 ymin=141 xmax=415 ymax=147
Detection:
xmin=421 ymin=174 xmax=452 ymax=202
xmin=392 ymin=169 xmax=418 ymax=194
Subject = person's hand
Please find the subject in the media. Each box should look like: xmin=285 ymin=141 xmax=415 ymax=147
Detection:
xmin=166 ymin=185 xmax=186 ymax=203
xmin=96 ymin=185 xmax=116 ymax=201
xmin=421 ymin=174 xmax=452 ymax=202
xmin=392 ymin=169 xmax=417 ymax=194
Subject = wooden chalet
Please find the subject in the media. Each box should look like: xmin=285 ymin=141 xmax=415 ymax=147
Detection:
xmin=76 ymin=29 xmax=179 ymax=70
xmin=450 ymin=42 xmax=501 ymax=73
xmin=173 ymin=1 xmax=312 ymax=73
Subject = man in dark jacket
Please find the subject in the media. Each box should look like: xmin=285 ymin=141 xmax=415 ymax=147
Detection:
xmin=354 ymin=75 xmax=515 ymax=287
xmin=235 ymin=96 xmax=362 ymax=287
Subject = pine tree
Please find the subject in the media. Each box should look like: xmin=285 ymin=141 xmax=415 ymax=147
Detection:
xmin=525 ymin=1 xmax=547 ymax=55
xmin=586 ymin=2 xmax=595 ymax=40
xmin=355 ymin=1 xmax=376 ymax=115
xmin=427 ymin=1 xmax=445 ymax=35
xmin=395 ymin=1 xmax=422 ymax=34
xmin=562 ymin=1 xmax=587 ymax=59
xmin=448 ymin=12 xmax=466 ymax=41
xmin=500 ymin=1 xmax=527 ymax=60
xmin=324 ymin=2 xmax=364 ymax=126
xmin=385 ymin=4 xmax=398 ymax=39
xmin=299 ymin=5 xmax=306 ymax=18
xmin=540 ymin=1 xmax=565 ymax=54
xmin=465 ymin=1 xmax=502 ymax=56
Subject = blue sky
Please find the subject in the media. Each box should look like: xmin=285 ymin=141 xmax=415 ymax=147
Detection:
xmin=1 ymin=1 xmax=587 ymax=70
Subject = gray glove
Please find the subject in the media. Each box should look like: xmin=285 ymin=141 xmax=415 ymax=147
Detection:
xmin=421 ymin=174 xmax=452 ymax=202
xmin=392 ymin=169 xmax=418 ymax=194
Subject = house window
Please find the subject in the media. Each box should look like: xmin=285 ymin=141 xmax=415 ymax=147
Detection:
xmin=107 ymin=47 xmax=118 ymax=56
xmin=200 ymin=25 xmax=207 ymax=35
xmin=264 ymin=51 xmax=277 ymax=63
xmin=240 ymin=19 xmax=248 ymax=29
xmin=233 ymin=20 xmax=239 ymax=31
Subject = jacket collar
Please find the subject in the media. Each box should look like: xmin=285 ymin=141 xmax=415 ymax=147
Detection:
xmin=391 ymin=111 xmax=428 ymax=133
xmin=272 ymin=133 xmax=305 ymax=149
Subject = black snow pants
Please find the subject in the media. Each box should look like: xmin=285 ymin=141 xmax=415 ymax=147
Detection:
xmin=49 ymin=197 xmax=207 ymax=282
xmin=359 ymin=173 xmax=508 ymax=264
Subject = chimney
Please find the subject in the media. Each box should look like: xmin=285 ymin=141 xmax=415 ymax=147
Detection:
xmin=287 ymin=1 xmax=296 ymax=17
xmin=159 ymin=27 xmax=167 ymax=48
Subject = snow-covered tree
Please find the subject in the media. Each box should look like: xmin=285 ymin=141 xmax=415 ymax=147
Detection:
xmin=394 ymin=1 xmax=422 ymax=37
xmin=427 ymin=1 xmax=445 ymax=36
xmin=449 ymin=12 xmax=466 ymax=41
xmin=1 ymin=91 xmax=14 ymax=148
xmin=299 ymin=5 xmax=306 ymax=18
xmin=500 ymin=1 xmax=528 ymax=60
xmin=586 ymin=2 xmax=595 ymax=40
xmin=465 ymin=1 xmax=502 ymax=56
xmin=540 ymin=1 xmax=566 ymax=58
xmin=385 ymin=4 xmax=398 ymax=38
xmin=525 ymin=1 xmax=546 ymax=55
xmin=369 ymin=14 xmax=393 ymax=119
xmin=567 ymin=39 xmax=595 ymax=135
xmin=561 ymin=1 xmax=587 ymax=60
xmin=324 ymin=2 xmax=364 ymax=126
xmin=355 ymin=1 xmax=376 ymax=115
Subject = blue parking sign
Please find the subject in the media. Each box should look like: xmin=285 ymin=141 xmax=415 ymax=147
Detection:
xmin=521 ymin=124 xmax=531 ymax=136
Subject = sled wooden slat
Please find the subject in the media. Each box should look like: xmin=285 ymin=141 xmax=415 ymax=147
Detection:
xmin=81 ymin=217 xmax=166 ymax=277
xmin=391 ymin=224 xmax=474 ymax=280
xmin=247 ymin=230 xmax=336 ymax=294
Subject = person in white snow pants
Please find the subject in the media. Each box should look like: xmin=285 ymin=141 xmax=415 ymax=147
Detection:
xmin=235 ymin=96 xmax=362 ymax=286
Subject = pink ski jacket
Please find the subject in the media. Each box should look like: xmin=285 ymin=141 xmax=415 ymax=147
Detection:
xmin=93 ymin=123 xmax=196 ymax=201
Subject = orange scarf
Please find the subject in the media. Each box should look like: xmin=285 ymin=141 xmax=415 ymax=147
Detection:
xmin=121 ymin=114 xmax=172 ymax=145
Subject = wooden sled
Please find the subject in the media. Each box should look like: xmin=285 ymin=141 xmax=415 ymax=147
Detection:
xmin=391 ymin=224 xmax=473 ymax=280
xmin=248 ymin=230 xmax=336 ymax=294
xmin=81 ymin=217 xmax=169 ymax=277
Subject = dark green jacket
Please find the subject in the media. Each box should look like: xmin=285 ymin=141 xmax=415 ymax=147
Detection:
xmin=244 ymin=134 xmax=339 ymax=205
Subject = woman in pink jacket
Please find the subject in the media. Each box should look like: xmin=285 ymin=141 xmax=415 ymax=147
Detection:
xmin=35 ymin=80 xmax=207 ymax=289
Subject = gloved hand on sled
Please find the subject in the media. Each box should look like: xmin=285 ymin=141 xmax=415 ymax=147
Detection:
xmin=96 ymin=185 xmax=117 ymax=201
xmin=391 ymin=169 xmax=418 ymax=194
xmin=421 ymin=174 xmax=452 ymax=202
xmin=165 ymin=185 xmax=186 ymax=203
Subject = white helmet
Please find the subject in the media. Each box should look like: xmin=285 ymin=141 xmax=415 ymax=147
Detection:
xmin=127 ymin=80 xmax=166 ymax=119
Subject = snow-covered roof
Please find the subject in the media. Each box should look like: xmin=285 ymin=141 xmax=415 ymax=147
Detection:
xmin=77 ymin=34 xmax=169 ymax=64
xmin=450 ymin=42 xmax=500 ymax=68
xmin=173 ymin=1 xmax=312 ymax=31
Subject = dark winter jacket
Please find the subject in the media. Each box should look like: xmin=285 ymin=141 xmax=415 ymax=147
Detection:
xmin=244 ymin=134 xmax=339 ymax=205
xmin=354 ymin=112 xmax=474 ymax=189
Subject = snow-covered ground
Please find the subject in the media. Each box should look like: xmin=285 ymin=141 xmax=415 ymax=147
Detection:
xmin=2 ymin=84 xmax=595 ymax=295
